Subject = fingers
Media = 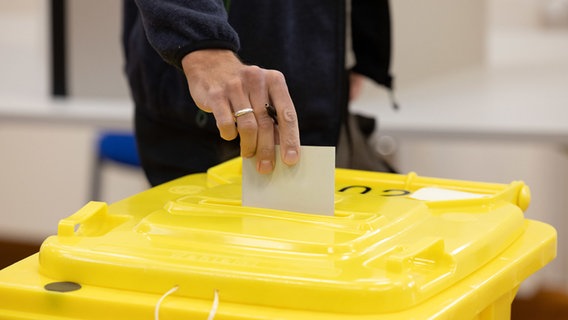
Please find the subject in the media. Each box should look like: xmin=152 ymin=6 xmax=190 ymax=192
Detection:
xmin=230 ymin=68 xmax=300 ymax=172
xmin=182 ymin=50 xmax=300 ymax=172
xmin=245 ymin=67 xmax=275 ymax=174
xmin=266 ymin=71 xmax=301 ymax=166
xmin=206 ymin=89 xmax=238 ymax=141
xmin=228 ymin=68 xmax=301 ymax=171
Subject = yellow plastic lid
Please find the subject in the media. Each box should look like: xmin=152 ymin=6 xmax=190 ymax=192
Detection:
xmin=38 ymin=158 xmax=535 ymax=314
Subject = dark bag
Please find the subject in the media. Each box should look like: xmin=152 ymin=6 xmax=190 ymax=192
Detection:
xmin=337 ymin=0 xmax=397 ymax=173
xmin=336 ymin=113 xmax=397 ymax=173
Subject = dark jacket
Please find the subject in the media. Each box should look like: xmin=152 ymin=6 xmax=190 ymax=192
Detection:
xmin=122 ymin=0 xmax=392 ymax=183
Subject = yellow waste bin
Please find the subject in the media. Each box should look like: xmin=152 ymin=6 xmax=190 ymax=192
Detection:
xmin=0 ymin=158 xmax=556 ymax=319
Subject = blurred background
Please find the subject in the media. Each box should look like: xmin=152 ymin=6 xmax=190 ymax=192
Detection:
xmin=1 ymin=0 xmax=567 ymax=317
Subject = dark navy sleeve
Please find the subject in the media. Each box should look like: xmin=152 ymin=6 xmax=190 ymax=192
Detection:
xmin=134 ymin=0 xmax=240 ymax=69
xmin=351 ymin=0 xmax=393 ymax=89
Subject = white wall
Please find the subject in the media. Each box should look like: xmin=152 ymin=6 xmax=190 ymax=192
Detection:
xmin=0 ymin=120 xmax=148 ymax=242
xmin=0 ymin=1 xmax=49 ymax=98
xmin=68 ymin=0 xmax=129 ymax=98
xmin=489 ymin=0 xmax=568 ymax=29
xmin=0 ymin=0 xmax=145 ymax=242
xmin=391 ymin=0 xmax=486 ymax=87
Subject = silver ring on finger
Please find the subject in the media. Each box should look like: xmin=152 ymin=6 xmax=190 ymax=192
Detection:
xmin=233 ymin=108 xmax=254 ymax=119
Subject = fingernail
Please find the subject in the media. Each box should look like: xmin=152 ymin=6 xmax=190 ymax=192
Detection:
xmin=284 ymin=149 xmax=299 ymax=165
xmin=258 ymin=160 xmax=274 ymax=174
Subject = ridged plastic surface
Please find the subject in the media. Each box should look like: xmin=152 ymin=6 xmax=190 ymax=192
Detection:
xmin=0 ymin=158 xmax=556 ymax=319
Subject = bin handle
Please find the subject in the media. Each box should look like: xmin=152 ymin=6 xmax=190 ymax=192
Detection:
xmin=58 ymin=201 xmax=109 ymax=237
xmin=386 ymin=237 xmax=448 ymax=273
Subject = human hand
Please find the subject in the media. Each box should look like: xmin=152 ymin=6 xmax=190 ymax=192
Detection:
xmin=349 ymin=71 xmax=365 ymax=101
xmin=181 ymin=49 xmax=300 ymax=174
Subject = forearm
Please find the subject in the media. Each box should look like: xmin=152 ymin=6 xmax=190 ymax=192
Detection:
xmin=134 ymin=0 xmax=240 ymax=69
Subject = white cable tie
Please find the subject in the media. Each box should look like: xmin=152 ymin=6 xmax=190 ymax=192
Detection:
xmin=154 ymin=286 xmax=219 ymax=320
xmin=155 ymin=285 xmax=179 ymax=320
xmin=207 ymin=289 xmax=220 ymax=320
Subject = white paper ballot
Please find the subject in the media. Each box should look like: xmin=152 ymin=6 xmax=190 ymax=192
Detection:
xmin=242 ymin=146 xmax=335 ymax=215
xmin=410 ymin=187 xmax=488 ymax=201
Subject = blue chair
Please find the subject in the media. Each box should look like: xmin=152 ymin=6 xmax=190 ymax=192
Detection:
xmin=90 ymin=131 xmax=141 ymax=201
